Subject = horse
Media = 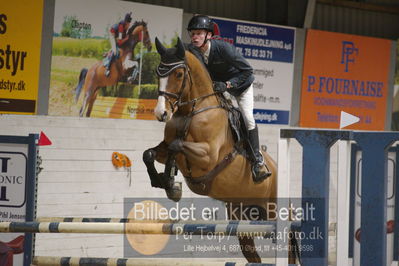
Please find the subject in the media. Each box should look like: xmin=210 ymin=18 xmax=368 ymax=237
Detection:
xmin=74 ymin=20 xmax=152 ymax=117
xmin=142 ymin=37 xmax=297 ymax=264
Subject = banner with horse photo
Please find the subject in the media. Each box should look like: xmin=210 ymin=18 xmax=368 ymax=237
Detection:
xmin=49 ymin=0 xmax=182 ymax=119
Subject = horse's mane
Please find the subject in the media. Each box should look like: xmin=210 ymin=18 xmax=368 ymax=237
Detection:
xmin=185 ymin=51 xmax=213 ymax=87
xmin=129 ymin=20 xmax=147 ymax=33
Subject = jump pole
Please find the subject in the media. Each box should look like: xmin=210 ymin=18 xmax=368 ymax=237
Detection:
xmin=0 ymin=221 xmax=276 ymax=236
xmin=32 ymin=256 xmax=280 ymax=266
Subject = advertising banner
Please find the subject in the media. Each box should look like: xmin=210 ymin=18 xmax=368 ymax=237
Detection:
xmin=123 ymin=197 xmax=311 ymax=260
xmin=300 ymin=29 xmax=392 ymax=130
xmin=211 ymin=17 xmax=295 ymax=124
xmin=49 ymin=0 xmax=182 ymax=119
xmin=0 ymin=0 xmax=44 ymax=115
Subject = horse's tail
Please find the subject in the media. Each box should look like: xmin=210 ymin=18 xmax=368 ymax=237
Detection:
xmin=74 ymin=68 xmax=88 ymax=103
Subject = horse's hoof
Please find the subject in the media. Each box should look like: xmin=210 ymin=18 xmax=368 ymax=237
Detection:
xmin=166 ymin=182 xmax=182 ymax=202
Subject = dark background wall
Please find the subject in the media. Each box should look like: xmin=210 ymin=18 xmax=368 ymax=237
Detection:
xmin=127 ymin=0 xmax=399 ymax=39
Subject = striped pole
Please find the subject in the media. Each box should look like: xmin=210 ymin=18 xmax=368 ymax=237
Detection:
xmin=0 ymin=221 xmax=276 ymax=236
xmin=36 ymin=217 xmax=148 ymax=223
xmin=36 ymin=217 xmax=268 ymax=224
xmin=33 ymin=256 xmax=276 ymax=266
xmin=35 ymin=217 xmax=335 ymax=233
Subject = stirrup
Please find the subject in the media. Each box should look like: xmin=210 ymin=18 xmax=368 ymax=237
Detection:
xmin=259 ymin=153 xmax=272 ymax=177
xmin=252 ymin=153 xmax=272 ymax=183
xmin=252 ymin=165 xmax=271 ymax=183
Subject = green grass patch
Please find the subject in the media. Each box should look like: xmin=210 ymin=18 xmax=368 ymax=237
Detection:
xmin=139 ymin=84 xmax=158 ymax=99
xmin=52 ymin=37 xmax=110 ymax=59
xmin=51 ymin=69 xmax=79 ymax=87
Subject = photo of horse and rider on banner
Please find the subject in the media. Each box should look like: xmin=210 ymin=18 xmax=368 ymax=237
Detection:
xmin=48 ymin=0 xmax=182 ymax=119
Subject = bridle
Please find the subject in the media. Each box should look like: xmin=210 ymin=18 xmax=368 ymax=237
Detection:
xmin=156 ymin=60 xmax=188 ymax=110
xmin=156 ymin=60 xmax=219 ymax=115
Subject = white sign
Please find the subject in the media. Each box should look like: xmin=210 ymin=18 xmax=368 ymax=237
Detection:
xmin=0 ymin=152 xmax=27 ymax=208
xmin=0 ymin=143 xmax=30 ymax=266
xmin=211 ymin=17 xmax=296 ymax=124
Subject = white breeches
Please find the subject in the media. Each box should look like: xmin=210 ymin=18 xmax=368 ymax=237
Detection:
xmin=108 ymin=33 xmax=117 ymax=54
xmin=234 ymin=84 xmax=256 ymax=130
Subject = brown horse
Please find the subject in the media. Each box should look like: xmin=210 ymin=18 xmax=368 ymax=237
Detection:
xmin=74 ymin=20 xmax=152 ymax=117
xmin=142 ymin=38 xmax=288 ymax=263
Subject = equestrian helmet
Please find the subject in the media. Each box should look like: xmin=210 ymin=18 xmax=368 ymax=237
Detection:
xmin=187 ymin=15 xmax=214 ymax=34
xmin=125 ymin=12 xmax=132 ymax=23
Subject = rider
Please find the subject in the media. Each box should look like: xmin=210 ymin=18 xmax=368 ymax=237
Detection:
xmin=186 ymin=14 xmax=271 ymax=183
xmin=106 ymin=12 xmax=137 ymax=81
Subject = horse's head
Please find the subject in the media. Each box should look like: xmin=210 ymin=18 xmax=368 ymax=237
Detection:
xmin=154 ymin=37 xmax=187 ymax=122
xmin=130 ymin=21 xmax=152 ymax=52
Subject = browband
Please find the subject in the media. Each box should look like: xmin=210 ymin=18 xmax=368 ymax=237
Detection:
xmin=156 ymin=61 xmax=186 ymax=77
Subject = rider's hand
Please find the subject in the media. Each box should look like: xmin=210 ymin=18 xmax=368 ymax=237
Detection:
xmin=213 ymin=81 xmax=227 ymax=93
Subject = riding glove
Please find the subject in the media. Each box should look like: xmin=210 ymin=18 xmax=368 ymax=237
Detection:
xmin=213 ymin=81 xmax=227 ymax=93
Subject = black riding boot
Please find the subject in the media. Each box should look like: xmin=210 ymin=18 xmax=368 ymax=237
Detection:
xmin=248 ymin=126 xmax=272 ymax=183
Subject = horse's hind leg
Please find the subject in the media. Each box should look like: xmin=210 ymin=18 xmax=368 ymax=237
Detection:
xmin=79 ymin=96 xmax=88 ymax=117
xmin=238 ymin=236 xmax=262 ymax=263
xmin=228 ymin=204 xmax=262 ymax=263
xmin=79 ymin=86 xmax=92 ymax=117
xmin=288 ymin=236 xmax=299 ymax=264
xmin=86 ymin=89 xmax=99 ymax=117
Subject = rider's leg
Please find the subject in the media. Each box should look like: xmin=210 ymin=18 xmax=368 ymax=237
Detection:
xmin=105 ymin=34 xmax=117 ymax=76
xmin=109 ymin=33 xmax=117 ymax=55
xmin=235 ymin=84 xmax=271 ymax=182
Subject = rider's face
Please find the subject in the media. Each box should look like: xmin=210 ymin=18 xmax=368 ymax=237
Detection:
xmin=189 ymin=29 xmax=210 ymax=48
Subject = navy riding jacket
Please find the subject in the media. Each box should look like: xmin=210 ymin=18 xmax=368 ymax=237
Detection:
xmin=186 ymin=39 xmax=254 ymax=97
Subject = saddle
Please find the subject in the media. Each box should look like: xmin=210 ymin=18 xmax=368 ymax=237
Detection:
xmin=102 ymin=50 xmax=119 ymax=68
xmin=102 ymin=51 xmax=113 ymax=70
xmin=218 ymin=94 xmax=247 ymax=145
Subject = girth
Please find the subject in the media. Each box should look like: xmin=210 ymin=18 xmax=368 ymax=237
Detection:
xmin=184 ymin=148 xmax=238 ymax=195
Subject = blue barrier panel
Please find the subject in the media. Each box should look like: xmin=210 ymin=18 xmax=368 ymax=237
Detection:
xmin=349 ymin=143 xmax=399 ymax=263
xmin=394 ymin=146 xmax=399 ymax=261
xmin=352 ymin=132 xmax=399 ymax=266
xmin=281 ymin=129 xmax=351 ymax=266
xmin=281 ymin=129 xmax=399 ymax=266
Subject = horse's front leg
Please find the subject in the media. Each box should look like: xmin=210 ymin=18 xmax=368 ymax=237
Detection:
xmin=168 ymin=139 xmax=212 ymax=170
xmin=143 ymin=141 xmax=182 ymax=202
xmin=143 ymin=141 xmax=168 ymax=188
